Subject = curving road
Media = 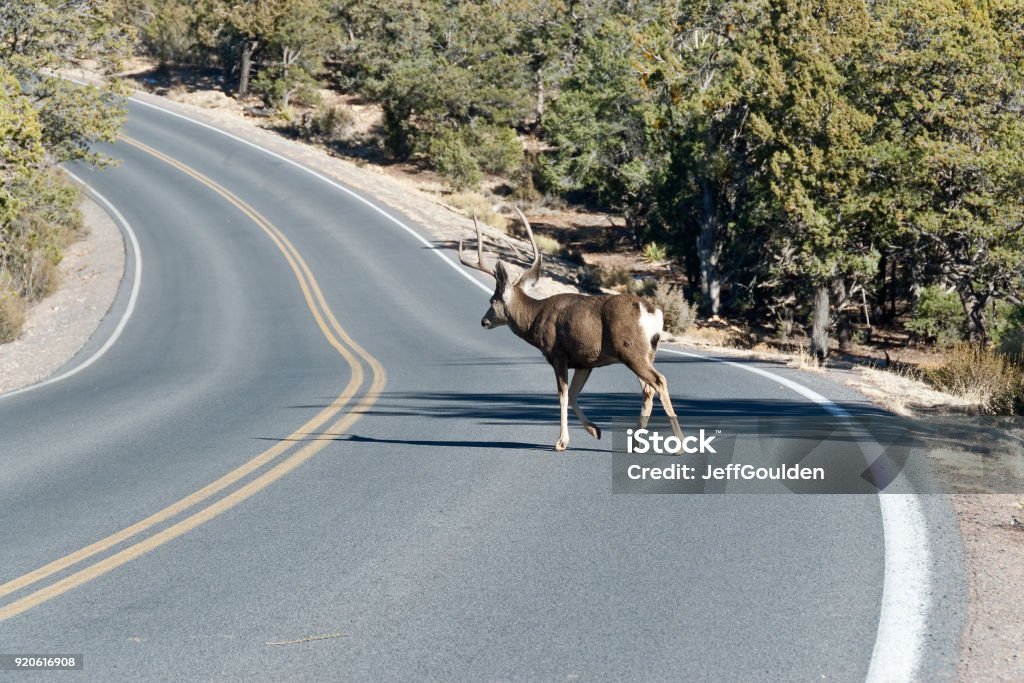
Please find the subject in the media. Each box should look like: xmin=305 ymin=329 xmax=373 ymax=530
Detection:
xmin=0 ymin=97 xmax=965 ymax=681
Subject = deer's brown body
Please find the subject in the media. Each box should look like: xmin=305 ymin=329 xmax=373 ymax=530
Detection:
xmin=506 ymin=292 xmax=657 ymax=367
xmin=461 ymin=209 xmax=682 ymax=451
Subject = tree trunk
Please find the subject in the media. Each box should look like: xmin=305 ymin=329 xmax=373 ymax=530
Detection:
xmin=890 ymin=256 xmax=898 ymax=320
xmin=810 ymin=284 xmax=830 ymax=359
xmin=777 ymin=306 xmax=794 ymax=340
xmin=534 ymin=68 xmax=545 ymax=123
xmin=959 ymin=288 xmax=988 ymax=344
xmin=836 ymin=309 xmax=852 ymax=352
xmin=833 ymin=279 xmax=853 ymax=353
xmin=237 ymin=39 xmax=255 ymax=97
xmin=874 ymin=253 xmax=888 ymax=323
xmin=697 ymin=177 xmax=721 ymax=316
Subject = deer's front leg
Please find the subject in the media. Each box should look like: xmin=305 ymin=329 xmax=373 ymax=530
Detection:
xmin=554 ymin=363 xmax=570 ymax=451
xmin=569 ymin=368 xmax=601 ymax=440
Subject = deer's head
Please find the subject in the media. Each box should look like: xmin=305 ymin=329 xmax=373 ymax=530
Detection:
xmin=459 ymin=208 xmax=541 ymax=330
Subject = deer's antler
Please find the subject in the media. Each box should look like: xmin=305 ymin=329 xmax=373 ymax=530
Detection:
xmin=458 ymin=212 xmax=496 ymax=277
xmin=514 ymin=207 xmax=542 ymax=286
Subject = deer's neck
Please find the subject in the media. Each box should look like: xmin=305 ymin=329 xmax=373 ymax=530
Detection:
xmin=506 ymin=289 xmax=545 ymax=344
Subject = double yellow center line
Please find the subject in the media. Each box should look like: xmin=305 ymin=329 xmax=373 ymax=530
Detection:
xmin=0 ymin=136 xmax=386 ymax=621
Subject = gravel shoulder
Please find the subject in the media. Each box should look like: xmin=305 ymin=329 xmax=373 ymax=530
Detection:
xmin=6 ymin=80 xmax=1021 ymax=680
xmin=956 ymin=494 xmax=1024 ymax=682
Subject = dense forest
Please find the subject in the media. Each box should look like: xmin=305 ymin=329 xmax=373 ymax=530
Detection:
xmin=2 ymin=2 xmax=1023 ymax=388
xmin=116 ymin=0 xmax=1024 ymax=361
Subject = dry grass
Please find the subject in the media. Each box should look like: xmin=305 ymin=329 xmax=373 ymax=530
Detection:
xmin=675 ymin=322 xmax=755 ymax=350
xmin=832 ymin=344 xmax=1024 ymax=416
xmin=23 ymin=256 xmax=60 ymax=303
xmin=925 ymin=344 xmax=1024 ymax=415
xmin=788 ymin=344 xmax=826 ymax=373
xmin=0 ymin=289 xmax=25 ymax=343
xmin=843 ymin=365 xmax=981 ymax=416
xmin=579 ymin=265 xmax=632 ymax=292
xmin=579 ymin=266 xmax=661 ymax=296
xmin=533 ymin=233 xmax=563 ymax=256
xmin=445 ymin=193 xmax=508 ymax=232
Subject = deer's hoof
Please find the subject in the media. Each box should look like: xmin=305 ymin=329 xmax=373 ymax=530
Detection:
xmin=554 ymin=439 xmax=569 ymax=452
xmin=585 ymin=425 xmax=601 ymax=440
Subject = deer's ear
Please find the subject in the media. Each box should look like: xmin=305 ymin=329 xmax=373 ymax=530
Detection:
xmin=495 ymin=260 xmax=511 ymax=288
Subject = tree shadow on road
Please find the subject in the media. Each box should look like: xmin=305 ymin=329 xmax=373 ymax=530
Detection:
xmin=344 ymin=391 xmax=885 ymax=424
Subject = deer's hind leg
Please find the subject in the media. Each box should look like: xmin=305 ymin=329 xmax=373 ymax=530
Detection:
xmin=638 ymin=377 xmax=655 ymax=429
xmin=569 ymin=368 xmax=601 ymax=440
xmin=625 ymin=356 xmax=683 ymax=440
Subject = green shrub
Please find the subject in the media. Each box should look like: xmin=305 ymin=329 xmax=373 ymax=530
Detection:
xmin=142 ymin=1 xmax=197 ymax=66
xmin=510 ymin=156 xmax=541 ymax=203
xmin=426 ymin=130 xmax=482 ymax=190
xmin=993 ymin=303 xmax=1024 ymax=361
xmin=303 ymin=104 xmax=354 ymax=143
xmin=421 ymin=123 xmax=523 ymax=190
xmin=254 ymin=67 xmax=320 ymax=110
xmin=926 ymin=344 xmax=1024 ymax=415
xmin=470 ymin=125 xmax=522 ymax=176
xmin=289 ymin=83 xmax=322 ymax=109
xmin=653 ymin=283 xmax=695 ymax=335
xmin=997 ymin=326 xmax=1024 ymax=362
xmin=642 ymin=242 xmax=668 ymax=263
xmin=906 ymin=285 xmax=964 ymax=346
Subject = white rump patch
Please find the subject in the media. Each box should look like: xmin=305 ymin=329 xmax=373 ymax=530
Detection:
xmin=638 ymin=303 xmax=664 ymax=343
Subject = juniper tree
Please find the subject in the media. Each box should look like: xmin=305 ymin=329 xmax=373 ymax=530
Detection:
xmin=863 ymin=0 xmax=1024 ymax=343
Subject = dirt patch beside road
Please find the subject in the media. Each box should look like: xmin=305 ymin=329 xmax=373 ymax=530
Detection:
xmin=956 ymin=494 xmax=1024 ymax=682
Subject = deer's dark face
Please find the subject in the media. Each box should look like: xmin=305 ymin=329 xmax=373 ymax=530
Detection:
xmin=482 ymin=294 xmax=508 ymax=329
xmin=482 ymin=262 xmax=512 ymax=329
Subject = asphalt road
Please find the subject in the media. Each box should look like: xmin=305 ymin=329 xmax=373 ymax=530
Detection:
xmin=0 ymin=98 xmax=965 ymax=681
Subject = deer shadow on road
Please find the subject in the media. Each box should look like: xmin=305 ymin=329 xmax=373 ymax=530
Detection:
xmin=334 ymin=433 xmax=602 ymax=453
xmin=263 ymin=387 xmax=891 ymax=454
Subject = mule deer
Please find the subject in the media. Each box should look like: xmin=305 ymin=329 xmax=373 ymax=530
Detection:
xmin=459 ymin=208 xmax=683 ymax=451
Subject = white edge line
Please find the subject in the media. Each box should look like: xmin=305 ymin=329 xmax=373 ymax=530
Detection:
xmin=660 ymin=348 xmax=930 ymax=683
xmin=124 ymin=93 xmax=932 ymax=682
xmin=0 ymin=170 xmax=142 ymax=402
